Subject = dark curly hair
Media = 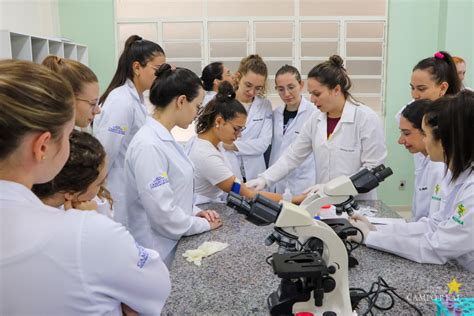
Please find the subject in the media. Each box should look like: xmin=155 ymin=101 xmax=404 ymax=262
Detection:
xmin=32 ymin=130 xmax=106 ymax=198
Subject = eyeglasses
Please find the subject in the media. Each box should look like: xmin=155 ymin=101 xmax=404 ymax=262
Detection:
xmin=76 ymin=97 xmax=100 ymax=111
xmin=276 ymin=85 xmax=297 ymax=95
xmin=227 ymin=121 xmax=246 ymax=135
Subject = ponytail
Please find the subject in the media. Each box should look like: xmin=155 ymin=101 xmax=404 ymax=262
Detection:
xmin=99 ymin=35 xmax=165 ymax=105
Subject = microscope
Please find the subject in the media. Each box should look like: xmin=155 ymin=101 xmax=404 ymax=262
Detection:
xmin=227 ymin=164 xmax=393 ymax=315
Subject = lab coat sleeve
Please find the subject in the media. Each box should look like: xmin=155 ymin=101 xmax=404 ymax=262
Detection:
xmin=359 ymin=111 xmax=387 ymax=170
xmin=234 ymin=100 xmax=273 ymax=156
xmin=81 ymin=212 xmax=171 ymax=313
xmin=374 ymin=217 xmax=431 ymax=236
xmin=133 ymin=145 xmax=210 ymax=239
xmin=93 ymin=95 xmax=133 ymax=171
xmin=262 ymin=114 xmax=315 ymax=185
xmin=366 ymin=183 xmax=474 ymax=265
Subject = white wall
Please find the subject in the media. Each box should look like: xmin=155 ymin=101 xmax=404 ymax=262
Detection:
xmin=0 ymin=0 xmax=60 ymax=37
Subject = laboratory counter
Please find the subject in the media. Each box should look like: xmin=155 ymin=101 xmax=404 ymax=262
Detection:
xmin=162 ymin=201 xmax=474 ymax=315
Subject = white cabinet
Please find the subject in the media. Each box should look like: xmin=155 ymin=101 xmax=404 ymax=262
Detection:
xmin=0 ymin=30 xmax=88 ymax=65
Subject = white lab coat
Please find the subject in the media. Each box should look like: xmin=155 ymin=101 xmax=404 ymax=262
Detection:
xmin=119 ymin=117 xmax=210 ymax=266
xmin=366 ymin=167 xmax=474 ymax=271
xmin=224 ymin=96 xmax=273 ymax=181
xmin=0 ymin=180 xmax=170 ymax=315
xmin=202 ymin=91 xmax=217 ymax=108
xmin=412 ymin=155 xmax=446 ymax=221
xmin=262 ymin=100 xmax=387 ymax=200
xmin=269 ymin=97 xmax=317 ymax=195
xmin=93 ymin=79 xmax=148 ymax=225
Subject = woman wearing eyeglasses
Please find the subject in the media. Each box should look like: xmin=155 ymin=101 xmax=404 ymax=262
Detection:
xmin=42 ymin=55 xmax=100 ymax=128
xmin=222 ymin=54 xmax=273 ymax=182
xmin=269 ymin=65 xmax=317 ymax=196
xmin=187 ymin=81 xmax=307 ymax=204
xmin=93 ymin=35 xmax=165 ymax=226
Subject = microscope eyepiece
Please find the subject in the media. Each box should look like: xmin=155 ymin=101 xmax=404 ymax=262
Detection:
xmin=226 ymin=192 xmax=281 ymax=226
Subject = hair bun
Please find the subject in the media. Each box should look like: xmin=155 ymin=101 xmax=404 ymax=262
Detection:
xmin=154 ymin=63 xmax=173 ymax=78
xmin=216 ymin=81 xmax=236 ymax=101
xmin=329 ymin=55 xmax=344 ymax=69
xmin=124 ymin=35 xmax=143 ymax=48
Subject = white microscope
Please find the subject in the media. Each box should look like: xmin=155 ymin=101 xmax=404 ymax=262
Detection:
xmin=227 ymin=164 xmax=393 ymax=315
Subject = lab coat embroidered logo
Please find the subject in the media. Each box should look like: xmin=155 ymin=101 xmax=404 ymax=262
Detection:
xmin=149 ymin=172 xmax=169 ymax=190
xmin=451 ymin=204 xmax=466 ymax=225
xmin=107 ymin=125 xmax=128 ymax=135
xmin=432 ymin=183 xmax=441 ymax=201
xmin=135 ymin=242 xmax=149 ymax=268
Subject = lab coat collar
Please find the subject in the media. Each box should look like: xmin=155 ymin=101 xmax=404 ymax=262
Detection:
xmin=316 ymin=99 xmax=357 ymax=123
xmin=275 ymin=97 xmax=310 ymax=115
xmin=0 ymin=180 xmax=45 ymax=206
xmin=146 ymin=116 xmax=175 ymax=142
xmin=125 ymin=79 xmax=145 ymax=104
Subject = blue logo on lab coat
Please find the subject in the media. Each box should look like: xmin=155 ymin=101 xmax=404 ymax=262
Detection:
xmin=149 ymin=173 xmax=169 ymax=190
xmin=135 ymin=242 xmax=149 ymax=268
xmin=107 ymin=125 xmax=127 ymax=135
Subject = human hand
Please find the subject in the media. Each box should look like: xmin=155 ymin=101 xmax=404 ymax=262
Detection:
xmin=245 ymin=177 xmax=267 ymax=191
xmin=197 ymin=210 xmax=220 ymax=222
xmin=291 ymin=193 xmax=307 ymax=205
xmin=302 ymin=183 xmax=322 ymax=196
xmin=121 ymin=303 xmax=138 ymax=316
xmin=209 ymin=217 xmax=223 ymax=230
xmin=350 ymin=214 xmax=377 ymax=231
xmin=72 ymin=200 xmax=99 ymax=211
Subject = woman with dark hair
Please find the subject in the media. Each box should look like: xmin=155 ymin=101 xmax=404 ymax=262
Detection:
xmin=186 ymin=81 xmax=307 ymax=204
xmin=201 ymin=61 xmax=233 ymax=107
xmin=248 ymin=55 xmax=386 ymax=200
xmin=93 ymin=35 xmax=165 ymax=224
xmin=398 ymin=100 xmax=445 ymax=221
xmin=119 ymin=64 xmax=222 ymax=267
xmin=351 ymin=91 xmax=474 ymax=272
xmin=32 ymin=130 xmax=112 ymax=218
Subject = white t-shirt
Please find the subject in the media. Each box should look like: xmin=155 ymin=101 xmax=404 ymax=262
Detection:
xmin=187 ymin=137 xmax=234 ymax=201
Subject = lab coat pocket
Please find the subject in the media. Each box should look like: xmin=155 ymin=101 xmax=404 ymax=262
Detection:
xmin=335 ymin=145 xmax=361 ymax=175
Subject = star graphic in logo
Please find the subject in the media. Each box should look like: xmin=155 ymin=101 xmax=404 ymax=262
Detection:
xmin=435 ymin=184 xmax=440 ymax=195
xmin=447 ymin=278 xmax=462 ymax=294
xmin=457 ymin=204 xmax=466 ymax=218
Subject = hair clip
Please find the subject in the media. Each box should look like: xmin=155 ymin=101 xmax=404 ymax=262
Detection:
xmin=434 ymin=52 xmax=445 ymax=60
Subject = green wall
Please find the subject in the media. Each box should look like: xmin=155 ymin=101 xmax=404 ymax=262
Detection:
xmin=58 ymin=0 xmax=116 ymax=93
xmin=378 ymin=0 xmax=473 ymax=206
xmin=58 ymin=0 xmax=472 ymax=206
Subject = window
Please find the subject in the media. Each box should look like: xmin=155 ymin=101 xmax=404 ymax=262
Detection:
xmin=116 ymin=0 xmax=387 ymax=140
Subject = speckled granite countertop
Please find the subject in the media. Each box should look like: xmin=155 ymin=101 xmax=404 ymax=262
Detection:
xmin=162 ymin=201 xmax=474 ymax=315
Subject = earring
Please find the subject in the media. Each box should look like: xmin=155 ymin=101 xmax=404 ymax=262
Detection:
xmin=216 ymin=124 xmax=220 ymax=128
xmin=41 ymin=156 xmax=46 ymax=160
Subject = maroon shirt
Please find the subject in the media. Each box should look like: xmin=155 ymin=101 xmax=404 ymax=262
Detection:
xmin=327 ymin=116 xmax=341 ymax=139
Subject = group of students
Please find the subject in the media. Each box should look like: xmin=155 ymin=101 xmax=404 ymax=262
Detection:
xmin=0 ymin=32 xmax=472 ymax=314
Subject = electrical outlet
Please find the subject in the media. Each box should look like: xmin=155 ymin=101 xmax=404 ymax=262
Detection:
xmin=399 ymin=180 xmax=406 ymax=191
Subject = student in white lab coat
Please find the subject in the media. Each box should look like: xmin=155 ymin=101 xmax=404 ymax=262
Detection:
xmin=247 ymin=55 xmax=387 ymax=200
xmin=32 ymin=130 xmax=113 ymax=218
xmin=223 ymin=54 xmax=273 ymax=181
xmin=0 ymin=60 xmax=170 ymax=315
xmin=93 ymin=35 xmax=166 ymax=226
xmin=269 ymin=65 xmax=317 ymax=195
xmin=350 ymin=91 xmax=474 ymax=272
xmin=120 ymin=64 xmax=222 ymax=267
xmin=187 ymin=81 xmax=307 ymax=204
xmin=201 ymin=61 xmax=234 ymax=107
xmin=42 ymin=55 xmax=100 ymax=128
xmin=398 ymin=99 xmax=446 ymax=221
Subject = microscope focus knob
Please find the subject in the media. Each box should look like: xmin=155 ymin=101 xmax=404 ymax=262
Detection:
xmin=322 ymin=276 xmax=336 ymax=292
xmin=327 ymin=265 xmax=337 ymax=274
